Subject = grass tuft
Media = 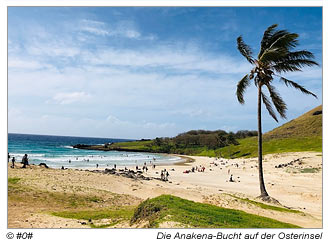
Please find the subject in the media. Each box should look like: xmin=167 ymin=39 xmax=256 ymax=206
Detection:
xmin=52 ymin=207 xmax=134 ymax=221
xmin=8 ymin=177 xmax=21 ymax=184
xmin=300 ymin=168 xmax=320 ymax=173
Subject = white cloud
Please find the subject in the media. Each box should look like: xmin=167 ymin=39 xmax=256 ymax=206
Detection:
xmin=8 ymin=108 xmax=22 ymax=118
xmin=172 ymin=108 xmax=210 ymax=118
xmin=8 ymin=58 xmax=49 ymax=70
xmin=143 ymin=122 xmax=175 ymax=129
xmin=27 ymin=43 xmax=80 ymax=58
xmin=79 ymin=19 xmax=110 ymax=36
xmin=106 ymin=115 xmax=124 ymax=124
xmin=80 ymin=46 xmax=251 ymax=75
xmin=8 ymin=40 xmax=21 ymax=54
xmin=79 ymin=19 xmax=143 ymax=40
xmin=52 ymin=92 xmax=91 ymax=105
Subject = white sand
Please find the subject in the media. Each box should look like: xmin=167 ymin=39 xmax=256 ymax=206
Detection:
xmin=8 ymin=152 xmax=322 ymax=228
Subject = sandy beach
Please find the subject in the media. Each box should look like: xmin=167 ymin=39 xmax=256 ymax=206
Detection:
xmin=8 ymin=151 xmax=322 ymax=228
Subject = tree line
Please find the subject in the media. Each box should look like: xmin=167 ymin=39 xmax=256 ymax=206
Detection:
xmin=150 ymin=129 xmax=257 ymax=151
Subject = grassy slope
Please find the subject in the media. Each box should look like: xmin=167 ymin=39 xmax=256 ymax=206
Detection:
xmin=131 ymin=195 xmax=300 ymax=228
xmin=264 ymin=105 xmax=322 ymax=140
xmin=217 ymin=105 xmax=322 ymax=158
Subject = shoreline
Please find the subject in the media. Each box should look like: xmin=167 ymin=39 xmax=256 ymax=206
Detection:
xmin=21 ymin=153 xmax=192 ymax=172
xmin=10 ymin=151 xmax=186 ymax=170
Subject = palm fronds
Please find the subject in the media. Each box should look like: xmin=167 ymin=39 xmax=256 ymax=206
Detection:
xmin=265 ymin=84 xmax=287 ymax=119
xmin=236 ymin=24 xmax=318 ymax=121
xmin=272 ymin=59 xmax=318 ymax=73
xmin=258 ymin=24 xmax=278 ymax=59
xmin=261 ymin=91 xmax=278 ymax=122
xmin=236 ymin=74 xmax=251 ymax=104
xmin=279 ymin=77 xmax=317 ymax=98
xmin=237 ymin=36 xmax=255 ymax=64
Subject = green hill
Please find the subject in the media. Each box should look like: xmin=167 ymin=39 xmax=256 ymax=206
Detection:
xmin=218 ymin=105 xmax=322 ymax=158
xmin=264 ymin=105 xmax=322 ymax=140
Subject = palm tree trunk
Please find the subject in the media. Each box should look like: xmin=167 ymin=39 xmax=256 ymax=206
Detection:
xmin=257 ymin=84 xmax=269 ymax=197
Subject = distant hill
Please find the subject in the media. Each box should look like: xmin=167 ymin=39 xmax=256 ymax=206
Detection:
xmin=264 ymin=105 xmax=322 ymax=140
xmin=217 ymin=105 xmax=322 ymax=158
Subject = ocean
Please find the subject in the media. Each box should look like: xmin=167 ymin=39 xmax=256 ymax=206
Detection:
xmin=7 ymin=133 xmax=181 ymax=169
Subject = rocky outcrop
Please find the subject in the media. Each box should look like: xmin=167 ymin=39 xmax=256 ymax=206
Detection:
xmin=39 ymin=163 xmax=49 ymax=168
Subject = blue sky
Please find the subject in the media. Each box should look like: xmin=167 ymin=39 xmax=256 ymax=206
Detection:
xmin=8 ymin=7 xmax=322 ymax=139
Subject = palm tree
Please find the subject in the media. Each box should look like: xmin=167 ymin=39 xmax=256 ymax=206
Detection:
xmin=236 ymin=24 xmax=318 ymax=201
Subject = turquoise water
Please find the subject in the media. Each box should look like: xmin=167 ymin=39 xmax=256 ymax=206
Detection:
xmin=8 ymin=133 xmax=181 ymax=169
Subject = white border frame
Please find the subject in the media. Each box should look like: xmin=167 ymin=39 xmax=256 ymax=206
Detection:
xmin=1 ymin=1 xmax=327 ymax=242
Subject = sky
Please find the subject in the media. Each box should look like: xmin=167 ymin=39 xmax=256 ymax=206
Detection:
xmin=8 ymin=7 xmax=322 ymax=139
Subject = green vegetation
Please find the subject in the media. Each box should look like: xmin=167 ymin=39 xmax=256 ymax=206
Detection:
xmin=300 ymin=168 xmax=320 ymax=173
xmin=130 ymin=195 xmax=300 ymax=228
xmin=228 ymin=194 xmax=302 ymax=214
xmin=109 ymin=140 xmax=154 ymax=151
xmin=106 ymin=130 xmax=254 ymax=154
xmin=8 ymin=177 xmax=21 ymax=184
xmin=96 ymin=105 xmax=321 ymax=159
xmin=217 ymin=136 xmax=322 ymax=159
xmin=217 ymin=106 xmax=322 ymax=158
xmin=8 ymin=180 xmax=134 ymax=210
xmin=52 ymin=207 xmax=134 ymax=220
xmin=264 ymin=105 xmax=322 ymax=140
xmin=53 ymin=207 xmax=135 ymax=227
xmin=49 ymin=194 xmax=302 ymax=228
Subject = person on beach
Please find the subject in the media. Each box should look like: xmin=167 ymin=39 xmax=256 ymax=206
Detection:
xmin=11 ymin=157 xmax=15 ymax=168
xmin=22 ymin=154 xmax=29 ymax=168
xmin=229 ymin=174 xmax=234 ymax=182
xmin=166 ymin=171 xmax=169 ymax=181
xmin=96 ymin=164 xmax=99 ymax=168
xmin=114 ymin=164 xmax=116 ymax=169
xmin=161 ymin=170 xmax=164 ymax=181
xmin=162 ymin=169 xmax=167 ymax=181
